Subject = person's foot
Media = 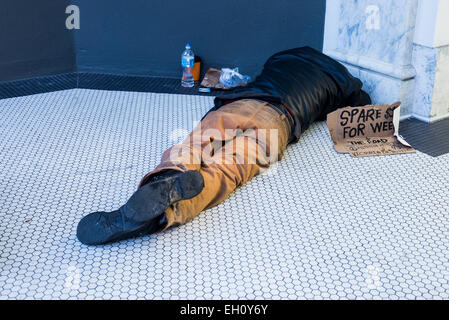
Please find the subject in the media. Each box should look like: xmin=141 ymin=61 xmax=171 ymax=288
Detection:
xmin=76 ymin=170 xmax=204 ymax=245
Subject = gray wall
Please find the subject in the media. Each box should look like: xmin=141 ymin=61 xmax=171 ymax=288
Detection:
xmin=0 ymin=0 xmax=326 ymax=82
xmin=0 ymin=0 xmax=76 ymax=82
xmin=73 ymin=0 xmax=326 ymax=78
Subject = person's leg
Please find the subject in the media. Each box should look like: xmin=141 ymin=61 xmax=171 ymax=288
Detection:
xmin=139 ymin=99 xmax=291 ymax=229
xmin=77 ymin=99 xmax=290 ymax=244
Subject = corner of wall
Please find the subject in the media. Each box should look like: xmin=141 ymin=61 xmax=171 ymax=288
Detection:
xmin=323 ymin=0 xmax=418 ymax=119
xmin=430 ymin=45 xmax=449 ymax=119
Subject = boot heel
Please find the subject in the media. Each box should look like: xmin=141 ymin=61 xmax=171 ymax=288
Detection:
xmin=177 ymin=170 xmax=205 ymax=200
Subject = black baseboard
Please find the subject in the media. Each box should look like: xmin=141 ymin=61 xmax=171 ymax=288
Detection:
xmin=0 ymin=73 xmax=77 ymax=99
xmin=0 ymin=72 xmax=217 ymax=100
xmin=399 ymin=117 xmax=449 ymax=157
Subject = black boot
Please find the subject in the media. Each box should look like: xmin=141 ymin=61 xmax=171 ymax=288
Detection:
xmin=76 ymin=170 xmax=204 ymax=245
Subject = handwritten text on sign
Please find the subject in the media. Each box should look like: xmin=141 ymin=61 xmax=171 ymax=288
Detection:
xmin=327 ymin=103 xmax=415 ymax=158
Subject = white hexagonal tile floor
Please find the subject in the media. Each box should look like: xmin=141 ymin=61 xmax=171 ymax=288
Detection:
xmin=0 ymin=89 xmax=448 ymax=299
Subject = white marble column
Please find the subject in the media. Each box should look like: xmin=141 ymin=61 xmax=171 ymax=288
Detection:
xmin=412 ymin=0 xmax=449 ymax=122
xmin=323 ymin=0 xmax=419 ymax=118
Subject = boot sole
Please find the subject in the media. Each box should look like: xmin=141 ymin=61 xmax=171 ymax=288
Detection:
xmin=122 ymin=170 xmax=204 ymax=223
xmin=77 ymin=170 xmax=204 ymax=245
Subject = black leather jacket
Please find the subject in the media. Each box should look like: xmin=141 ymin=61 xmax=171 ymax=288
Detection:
xmin=208 ymin=46 xmax=371 ymax=143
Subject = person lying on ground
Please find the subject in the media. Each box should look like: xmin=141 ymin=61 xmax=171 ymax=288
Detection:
xmin=76 ymin=46 xmax=372 ymax=245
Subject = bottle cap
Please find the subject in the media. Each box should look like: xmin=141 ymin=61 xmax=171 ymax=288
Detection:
xmin=186 ymin=43 xmax=191 ymax=49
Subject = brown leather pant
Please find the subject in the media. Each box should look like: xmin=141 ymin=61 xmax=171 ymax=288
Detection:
xmin=139 ymin=99 xmax=291 ymax=230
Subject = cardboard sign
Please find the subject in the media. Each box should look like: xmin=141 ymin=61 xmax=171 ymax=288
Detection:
xmin=327 ymin=102 xmax=415 ymax=157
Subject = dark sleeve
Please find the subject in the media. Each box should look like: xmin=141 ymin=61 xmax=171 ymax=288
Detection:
xmin=346 ymin=89 xmax=372 ymax=107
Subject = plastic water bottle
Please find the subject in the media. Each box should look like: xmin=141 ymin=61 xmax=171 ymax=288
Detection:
xmin=181 ymin=43 xmax=195 ymax=87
